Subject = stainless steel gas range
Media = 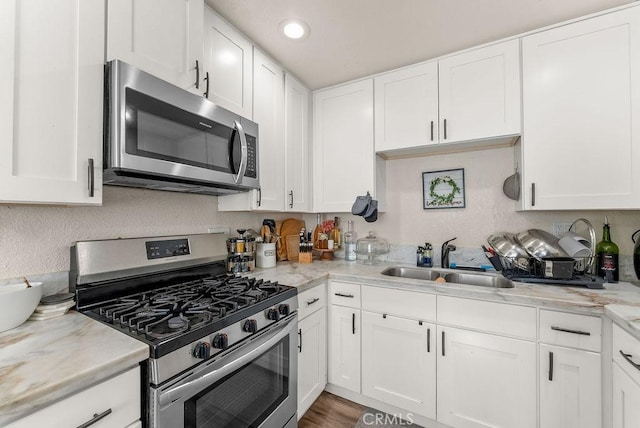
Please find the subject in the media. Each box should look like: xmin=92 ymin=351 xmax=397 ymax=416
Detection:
xmin=69 ymin=233 xmax=298 ymax=428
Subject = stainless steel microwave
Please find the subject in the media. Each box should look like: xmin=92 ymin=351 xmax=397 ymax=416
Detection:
xmin=104 ymin=60 xmax=259 ymax=195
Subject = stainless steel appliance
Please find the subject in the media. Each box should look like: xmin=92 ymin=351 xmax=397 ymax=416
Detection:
xmin=104 ymin=60 xmax=259 ymax=195
xmin=70 ymin=233 xmax=297 ymax=428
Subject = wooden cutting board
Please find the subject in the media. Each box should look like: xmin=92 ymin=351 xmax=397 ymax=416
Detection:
xmin=286 ymin=235 xmax=300 ymax=261
xmin=276 ymin=218 xmax=305 ymax=260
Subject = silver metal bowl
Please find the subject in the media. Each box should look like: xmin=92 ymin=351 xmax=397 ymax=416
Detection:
xmin=487 ymin=232 xmax=531 ymax=271
xmin=516 ymin=229 xmax=569 ymax=260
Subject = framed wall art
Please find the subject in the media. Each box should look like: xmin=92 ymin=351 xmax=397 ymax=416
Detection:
xmin=422 ymin=168 xmax=465 ymax=209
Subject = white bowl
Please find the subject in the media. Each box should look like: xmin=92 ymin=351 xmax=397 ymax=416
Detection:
xmin=0 ymin=282 xmax=43 ymax=333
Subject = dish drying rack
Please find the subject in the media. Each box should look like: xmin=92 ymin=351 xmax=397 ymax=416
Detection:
xmin=490 ymin=219 xmax=605 ymax=289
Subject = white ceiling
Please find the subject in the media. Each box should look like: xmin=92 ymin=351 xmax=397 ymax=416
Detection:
xmin=206 ymin=0 xmax=634 ymax=90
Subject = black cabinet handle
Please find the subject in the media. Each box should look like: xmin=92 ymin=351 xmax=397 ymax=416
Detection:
xmin=382 ymin=313 xmax=387 ymax=319
xmin=88 ymin=158 xmax=94 ymax=197
xmin=289 ymin=190 xmax=294 ymax=208
xmin=442 ymin=331 xmax=446 ymax=356
xmin=548 ymin=351 xmax=554 ymax=381
xmin=203 ymin=71 xmax=210 ymax=98
xmin=334 ymin=293 xmax=354 ymax=298
xmin=427 ymin=328 xmax=431 ymax=353
xmin=551 ymin=326 xmax=591 ymax=336
xmin=531 ymin=183 xmax=536 ymax=207
xmin=443 ymin=119 xmax=447 ymax=140
xmin=352 ymin=313 xmax=356 ymax=335
xmin=76 ymin=409 xmax=112 ymax=428
xmin=620 ymin=350 xmax=640 ymax=371
xmin=430 ymin=121 xmax=434 ymax=141
xmin=257 ymin=188 xmax=262 ymax=207
xmin=298 ymin=328 xmax=302 ymax=353
xmin=195 ymin=60 xmax=200 ymax=89
xmin=306 ymin=297 xmax=319 ymax=306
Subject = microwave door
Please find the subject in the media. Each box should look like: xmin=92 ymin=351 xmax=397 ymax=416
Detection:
xmin=230 ymin=121 xmax=248 ymax=184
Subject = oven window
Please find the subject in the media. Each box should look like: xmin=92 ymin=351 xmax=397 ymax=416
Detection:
xmin=185 ymin=336 xmax=289 ymax=428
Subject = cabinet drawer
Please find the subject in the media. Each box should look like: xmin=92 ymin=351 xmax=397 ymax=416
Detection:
xmin=7 ymin=366 xmax=140 ymax=428
xmin=539 ymin=310 xmax=601 ymax=352
xmin=613 ymin=323 xmax=640 ymax=385
xmin=329 ymin=281 xmax=361 ymax=308
xmin=298 ymin=283 xmax=327 ymax=320
xmin=437 ymin=295 xmax=536 ymax=339
xmin=361 ymin=286 xmax=436 ymax=321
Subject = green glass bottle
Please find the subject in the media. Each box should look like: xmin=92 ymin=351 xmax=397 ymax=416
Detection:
xmin=595 ymin=216 xmax=619 ymax=282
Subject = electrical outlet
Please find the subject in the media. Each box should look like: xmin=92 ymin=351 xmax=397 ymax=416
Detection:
xmin=552 ymin=222 xmax=572 ymax=238
xmin=208 ymin=227 xmax=230 ymax=235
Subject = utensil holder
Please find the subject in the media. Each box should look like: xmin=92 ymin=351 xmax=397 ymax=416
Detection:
xmin=299 ymin=252 xmax=313 ymax=264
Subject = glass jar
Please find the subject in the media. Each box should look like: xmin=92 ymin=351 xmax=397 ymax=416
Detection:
xmin=356 ymin=231 xmax=389 ymax=264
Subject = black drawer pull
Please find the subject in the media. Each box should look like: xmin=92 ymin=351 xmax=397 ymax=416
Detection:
xmin=620 ymin=350 xmax=640 ymax=371
xmin=352 ymin=313 xmax=356 ymax=334
xmin=88 ymin=158 xmax=95 ymax=197
xmin=306 ymin=297 xmax=320 ymax=306
xmin=427 ymin=328 xmax=431 ymax=353
xmin=298 ymin=328 xmax=302 ymax=353
xmin=549 ymin=351 xmax=554 ymax=381
xmin=335 ymin=293 xmax=354 ymax=298
xmin=382 ymin=313 xmax=387 ymax=319
xmin=551 ymin=326 xmax=591 ymax=336
xmin=442 ymin=331 xmax=446 ymax=356
xmin=76 ymin=408 xmax=112 ymax=428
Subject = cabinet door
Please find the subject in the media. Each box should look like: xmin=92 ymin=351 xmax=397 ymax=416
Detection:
xmin=107 ymin=0 xmax=203 ymax=93
xmin=285 ymin=73 xmax=312 ymax=212
xmin=437 ymin=326 xmax=536 ymax=428
xmin=612 ymin=361 xmax=640 ymax=428
xmin=374 ymin=62 xmax=439 ymax=152
xmin=361 ymin=311 xmax=436 ymax=419
xmin=0 ymin=0 xmax=104 ymax=205
xmin=313 ymin=80 xmax=375 ymax=212
xmin=521 ymin=7 xmax=640 ymax=210
xmin=298 ymin=307 xmax=327 ymax=419
xmin=204 ymin=7 xmax=253 ymax=118
xmin=539 ymin=344 xmax=601 ymax=428
xmin=328 ymin=305 xmax=361 ymax=393
xmin=438 ymin=39 xmax=521 ymax=144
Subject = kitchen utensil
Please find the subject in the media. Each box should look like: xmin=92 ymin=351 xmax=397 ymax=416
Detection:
xmin=632 ymin=229 xmax=640 ymax=280
xmin=516 ymin=229 xmax=569 ymax=260
xmin=487 ymin=232 xmax=530 ymax=271
xmin=558 ymin=231 xmax=591 ymax=258
xmin=286 ymin=235 xmax=300 ymax=260
xmin=502 ymin=164 xmax=520 ymax=201
xmin=0 ymin=281 xmax=43 ymax=332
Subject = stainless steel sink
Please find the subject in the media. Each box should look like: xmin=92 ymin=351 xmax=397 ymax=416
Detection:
xmin=380 ymin=267 xmax=442 ymax=281
xmin=380 ymin=267 xmax=514 ymax=288
xmin=443 ymin=272 xmax=514 ymax=288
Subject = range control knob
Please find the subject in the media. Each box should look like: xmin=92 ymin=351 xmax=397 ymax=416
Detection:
xmin=278 ymin=304 xmax=290 ymax=317
xmin=267 ymin=308 xmax=280 ymax=321
xmin=192 ymin=341 xmax=211 ymax=359
xmin=242 ymin=319 xmax=258 ymax=333
xmin=212 ymin=333 xmax=229 ymax=350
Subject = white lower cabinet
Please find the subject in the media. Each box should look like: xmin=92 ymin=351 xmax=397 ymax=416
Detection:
xmin=297 ymin=301 xmax=327 ymax=419
xmin=437 ymin=326 xmax=537 ymax=428
xmin=7 ymin=366 xmax=141 ymax=428
xmin=539 ymin=344 xmax=601 ymax=428
xmin=361 ymin=311 xmax=436 ymax=419
xmin=328 ymin=304 xmax=361 ymax=393
xmin=612 ymin=323 xmax=640 ymax=428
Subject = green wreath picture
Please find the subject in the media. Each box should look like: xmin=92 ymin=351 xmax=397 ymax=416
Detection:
xmin=423 ymin=169 xmax=465 ymax=209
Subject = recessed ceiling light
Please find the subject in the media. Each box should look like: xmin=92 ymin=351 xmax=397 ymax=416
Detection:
xmin=280 ymin=20 xmax=309 ymax=40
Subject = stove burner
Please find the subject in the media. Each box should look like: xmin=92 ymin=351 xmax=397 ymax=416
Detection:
xmin=91 ymin=275 xmax=283 ymax=341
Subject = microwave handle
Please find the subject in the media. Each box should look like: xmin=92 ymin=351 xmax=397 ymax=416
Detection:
xmin=159 ymin=315 xmax=296 ymax=406
xmin=232 ymin=120 xmax=248 ymax=184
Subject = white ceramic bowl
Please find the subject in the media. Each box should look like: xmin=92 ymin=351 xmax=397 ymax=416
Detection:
xmin=0 ymin=282 xmax=43 ymax=333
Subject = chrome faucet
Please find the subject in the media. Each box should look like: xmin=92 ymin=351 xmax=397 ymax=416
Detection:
xmin=441 ymin=237 xmax=457 ymax=268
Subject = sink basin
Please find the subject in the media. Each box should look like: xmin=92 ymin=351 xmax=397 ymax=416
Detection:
xmin=380 ymin=267 xmax=514 ymax=288
xmin=380 ymin=267 xmax=441 ymax=281
xmin=443 ymin=272 xmax=514 ymax=288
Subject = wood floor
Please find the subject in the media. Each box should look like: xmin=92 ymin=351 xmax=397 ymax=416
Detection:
xmin=299 ymin=391 xmax=365 ymax=428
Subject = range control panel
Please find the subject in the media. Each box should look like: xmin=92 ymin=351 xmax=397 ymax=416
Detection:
xmin=146 ymin=239 xmax=190 ymax=260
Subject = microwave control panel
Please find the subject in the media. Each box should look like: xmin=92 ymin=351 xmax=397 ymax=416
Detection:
xmin=245 ymin=135 xmax=257 ymax=178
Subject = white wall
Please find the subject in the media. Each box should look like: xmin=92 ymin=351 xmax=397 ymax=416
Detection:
xmin=305 ymin=146 xmax=640 ymax=256
xmin=0 ymin=187 xmax=301 ymax=279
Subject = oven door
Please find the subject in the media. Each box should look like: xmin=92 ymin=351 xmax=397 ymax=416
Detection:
xmin=152 ymin=314 xmax=297 ymax=428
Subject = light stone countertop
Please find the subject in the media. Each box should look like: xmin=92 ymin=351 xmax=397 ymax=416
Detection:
xmin=3 ymin=259 xmax=640 ymax=425
xmin=0 ymin=311 xmax=148 ymax=426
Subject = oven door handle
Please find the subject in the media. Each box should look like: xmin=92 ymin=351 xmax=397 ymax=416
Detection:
xmin=231 ymin=120 xmax=248 ymax=185
xmin=159 ymin=316 xmax=295 ymax=407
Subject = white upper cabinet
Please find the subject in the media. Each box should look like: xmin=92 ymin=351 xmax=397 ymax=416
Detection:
xmin=107 ymin=0 xmax=203 ymax=94
xmin=0 ymin=0 xmax=104 ymax=205
xmin=203 ymin=6 xmax=253 ymax=118
xmin=218 ymin=49 xmax=285 ymax=212
xmin=284 ymin=73 xmax=312 ymax=212
xmin=314 ymin=80 xmax=381 ymax=213
xmin=438 ymin=39 xmax=521 ymax=144
xmin=521 ymin=6 xmax=640 ymax=210
xmin=374 ymin=62 xmax=439 ymax=152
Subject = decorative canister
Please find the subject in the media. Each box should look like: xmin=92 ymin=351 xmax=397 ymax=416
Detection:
xmin=256 ymin=242 xmax=277 ymax=268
